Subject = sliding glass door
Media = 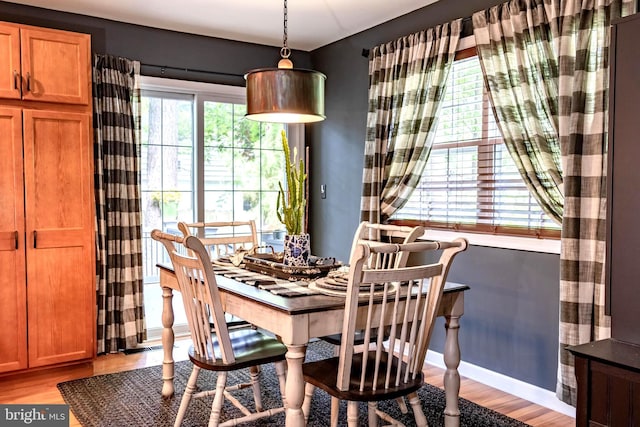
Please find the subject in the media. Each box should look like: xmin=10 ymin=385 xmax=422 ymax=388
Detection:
xmin=139 ymin=78 xmax=289 ymax=338
xmin=200 ymin=99 xmax=285 ymax=247
xmin=139 ymin=90 xmax=195 ymax=335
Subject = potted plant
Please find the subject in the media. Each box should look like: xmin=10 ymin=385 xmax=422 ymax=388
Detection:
xmin=276 ymin=130 xmax=310 ymax=266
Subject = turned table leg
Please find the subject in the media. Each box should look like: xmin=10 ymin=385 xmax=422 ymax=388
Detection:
xmin=161 ymin=284 xmax=175 ymax=398
xmin=284 ymin=344 xmax=307 ymax=427
xmin=443 ymin=312 xmax=461 ymax=427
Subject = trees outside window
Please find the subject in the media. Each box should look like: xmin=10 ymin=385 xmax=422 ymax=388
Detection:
xmin=138 ymin=79 xmax=288 ymax=336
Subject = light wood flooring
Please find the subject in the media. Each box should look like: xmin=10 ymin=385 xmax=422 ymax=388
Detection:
xmin=0 ymin=338 xmax=574 ymax=426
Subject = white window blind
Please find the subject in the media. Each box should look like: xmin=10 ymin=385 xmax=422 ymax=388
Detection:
xmin=392 ymin=54 xmax=560 ymax=238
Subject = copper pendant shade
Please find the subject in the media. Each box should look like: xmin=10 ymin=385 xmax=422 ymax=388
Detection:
xmin=245 ymin=68 xmax=325 ymax=123
xmin=245 ymin=0 xmax=326 ymax=123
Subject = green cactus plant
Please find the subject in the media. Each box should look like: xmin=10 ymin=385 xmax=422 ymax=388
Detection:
xmin=276 ymin=130 xmax=307 ymax=235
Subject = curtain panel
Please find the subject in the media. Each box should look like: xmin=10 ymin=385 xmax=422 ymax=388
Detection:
xmin=472 ymin=0 xmax=564 ymax=224
xmin=360 ymin=19 xmax=462 ymax=227
xmin=553 ymin=0 xmax=635 ymax=405
xmin=473 ymin=0 xmax=635 ymax=406
xmin=93 ymin=54 xmax=146 ymax=354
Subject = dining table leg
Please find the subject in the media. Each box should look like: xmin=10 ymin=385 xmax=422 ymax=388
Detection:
xmin=161 ymin=284 xmax=176 ymax=398
xmin=284 ymin=344 xmax=308 ymax=427
xmin=442 ymin=293 xmax=464 ymax=427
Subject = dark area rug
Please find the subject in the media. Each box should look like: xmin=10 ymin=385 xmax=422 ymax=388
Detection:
xmin=58 ymin=341 xmax=531 ymax=426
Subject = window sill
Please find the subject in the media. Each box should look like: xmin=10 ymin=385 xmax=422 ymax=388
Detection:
xmin=422 ymin=229 xmax=561 ymax=254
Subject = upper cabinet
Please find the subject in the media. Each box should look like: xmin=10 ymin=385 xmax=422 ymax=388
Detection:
xmin=0 ymin=22 xmax=90 ymax=105
xmin=0 ymin=24 xmax=20 ymax=100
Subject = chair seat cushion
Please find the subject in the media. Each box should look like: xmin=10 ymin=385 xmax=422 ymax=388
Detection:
xmin=189 ymin=328 xmax=287 ymax=371
xmin=320 ymin=326 xmax=392 ymax=347
xmin=303 ymin=350 xmax=424 ymax=402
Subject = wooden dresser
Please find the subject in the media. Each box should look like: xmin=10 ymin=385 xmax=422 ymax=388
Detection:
xmin=0 ymin=21 xmax=95 ymax=374
xmin=570 ymin=340 xmax=640 ymax=427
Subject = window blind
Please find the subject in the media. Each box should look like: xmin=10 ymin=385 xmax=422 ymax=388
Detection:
xmin=392 ymin=54 xmax=560 ymax=239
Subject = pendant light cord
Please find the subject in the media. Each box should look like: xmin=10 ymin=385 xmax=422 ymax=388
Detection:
xmin=245 ymin=0 xmax=326 ymax=123
xmin=281 ymin=0 xmax=291 ymax=59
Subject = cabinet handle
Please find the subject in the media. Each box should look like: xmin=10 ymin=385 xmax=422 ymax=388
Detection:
xmin=13 ymin=71 xmax=19 ymax=90
xmin=14 ymin=231 xmax=19 ymax=250
xmin=26 ymin=72 xmax=31 ymax=92
xmin=33 ymin=230 xmax=37 ymax=248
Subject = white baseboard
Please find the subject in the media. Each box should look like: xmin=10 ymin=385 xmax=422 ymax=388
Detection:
xmin=146 ymin=324 xmax=191 ymax=342
xmin=425 ymin=350 xmax=576 ymax=418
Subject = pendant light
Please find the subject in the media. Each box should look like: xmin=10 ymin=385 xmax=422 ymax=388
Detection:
xmin=245 ymin=0 xmax=326 ymax=123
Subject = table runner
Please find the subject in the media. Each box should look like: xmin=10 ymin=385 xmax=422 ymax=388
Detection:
xmin=211 ymin=261 xmax=321 ymax=297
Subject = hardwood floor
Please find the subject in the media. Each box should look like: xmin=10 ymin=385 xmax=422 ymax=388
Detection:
xmin=0 ymin=338 xmax=574 ymax=426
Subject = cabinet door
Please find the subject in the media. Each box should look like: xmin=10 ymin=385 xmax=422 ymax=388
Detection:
xmin=0 ymin=23 xmax=21 ymax=100
xmin=608 ymin=16 xmax=640 ymax=344
xmin=23 ymin=109 xmax=95 ymax=367
xmin=20 ymin=27 xmax=90 ymax=105
xmin=0 ymin=107 xmax=27 ymax=373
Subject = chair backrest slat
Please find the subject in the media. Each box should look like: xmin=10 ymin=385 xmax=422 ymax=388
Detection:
xmin=178 ymin=220 xmax=258 ymax=259
xmin=349 ymin=222 xmax=426 ymax=271
xmin=152 ymin=230 xmax=235 ymax=364
xmin=336 ymin=236 xmax=468 ymax=393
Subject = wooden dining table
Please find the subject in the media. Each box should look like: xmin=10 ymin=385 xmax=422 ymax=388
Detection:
xmin=157 ymin=263 xmax=469 ymax=427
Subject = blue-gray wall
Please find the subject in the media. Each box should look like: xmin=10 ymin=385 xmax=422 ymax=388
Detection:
xmin=0 ymin=0 xmax=561 ymax=392
xmin=307 ymin=0 xmax=560 ymax=393
xmin=308 ymin=0 xmax=560 ymax=391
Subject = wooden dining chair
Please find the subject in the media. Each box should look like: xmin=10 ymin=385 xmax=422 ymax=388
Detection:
xmin=151 ymin=230 xmax=287 ymax=427
xmin=319 ymin=221 xmax=426 ymax=347
xmin=319 ymin=221 xmax=426 ymax=421
xmin=178 ymin=220 xmax=259 ymax=329
xmin=177 ymin=220 xmax=259 ymax=260
xmin=302 ymin=237 xmax=468 ymax=427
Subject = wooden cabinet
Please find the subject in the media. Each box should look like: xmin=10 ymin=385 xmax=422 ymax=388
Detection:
xmin=0 ymin=22 xmax=90 ymax=105
xmin=606 ymin=13 xmax=640 ymax=345
xmin=0 ymin=108 xmax=27 ymax=373
xmin=0 ymin=107 xmax=95 ymax=373
xmin=569 ymin=340 xmax=640 ymax=427
xmin=0 ymin=22 xmax=94 ymax=375
xmin=0 ymin=24 xmax=20 ymax=100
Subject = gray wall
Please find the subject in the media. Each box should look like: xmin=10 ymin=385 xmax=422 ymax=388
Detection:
xmin=307 ymin=0 xmax=561 ymax=392
xmin=1 ymin=0 xmax=562 ymax=392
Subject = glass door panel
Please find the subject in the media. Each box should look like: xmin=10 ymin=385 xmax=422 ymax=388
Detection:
xmin=140 ymin=92 xmax=195 ymax=333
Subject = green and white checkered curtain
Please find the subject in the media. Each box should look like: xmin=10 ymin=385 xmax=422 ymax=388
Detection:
xmin=554 ymin=0 xmax=634 ymax=405
xmin=474 ymin=0 xmax=635 ymax=406
xmin=360 ymin=19 xmax=461 ymax=225
xmin=472 ymin=1 xmax=564 ymax=224
xmin=93 ymin=54 xmax=146 ymax=354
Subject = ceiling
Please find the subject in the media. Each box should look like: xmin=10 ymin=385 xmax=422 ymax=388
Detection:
xmin=4 ymin=0 xmax=440 ymax=51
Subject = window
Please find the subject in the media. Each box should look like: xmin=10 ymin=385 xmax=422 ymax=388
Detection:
xmin=140 ymin=91 xmax=195 ymax=252
xmin=391 ymin=50 xmax=561 ymax=239
xmin=138 ymin=77 xmax=294 ymax=336
xmin=201 ymin=99 xmax=285 ymax=231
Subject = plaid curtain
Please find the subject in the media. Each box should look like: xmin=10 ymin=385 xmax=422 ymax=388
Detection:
xmin=360 ymin=19 xmax=462 ymax=225
xmin=472 ymin=0 xmax=635 ymax=407
xmin=554 ymin=0 xmax=635 ymax=405
xmin=472 ymin=1 xmax=564 ymax=224
xmin=93 ymin=54 xmax=146 ymax=354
